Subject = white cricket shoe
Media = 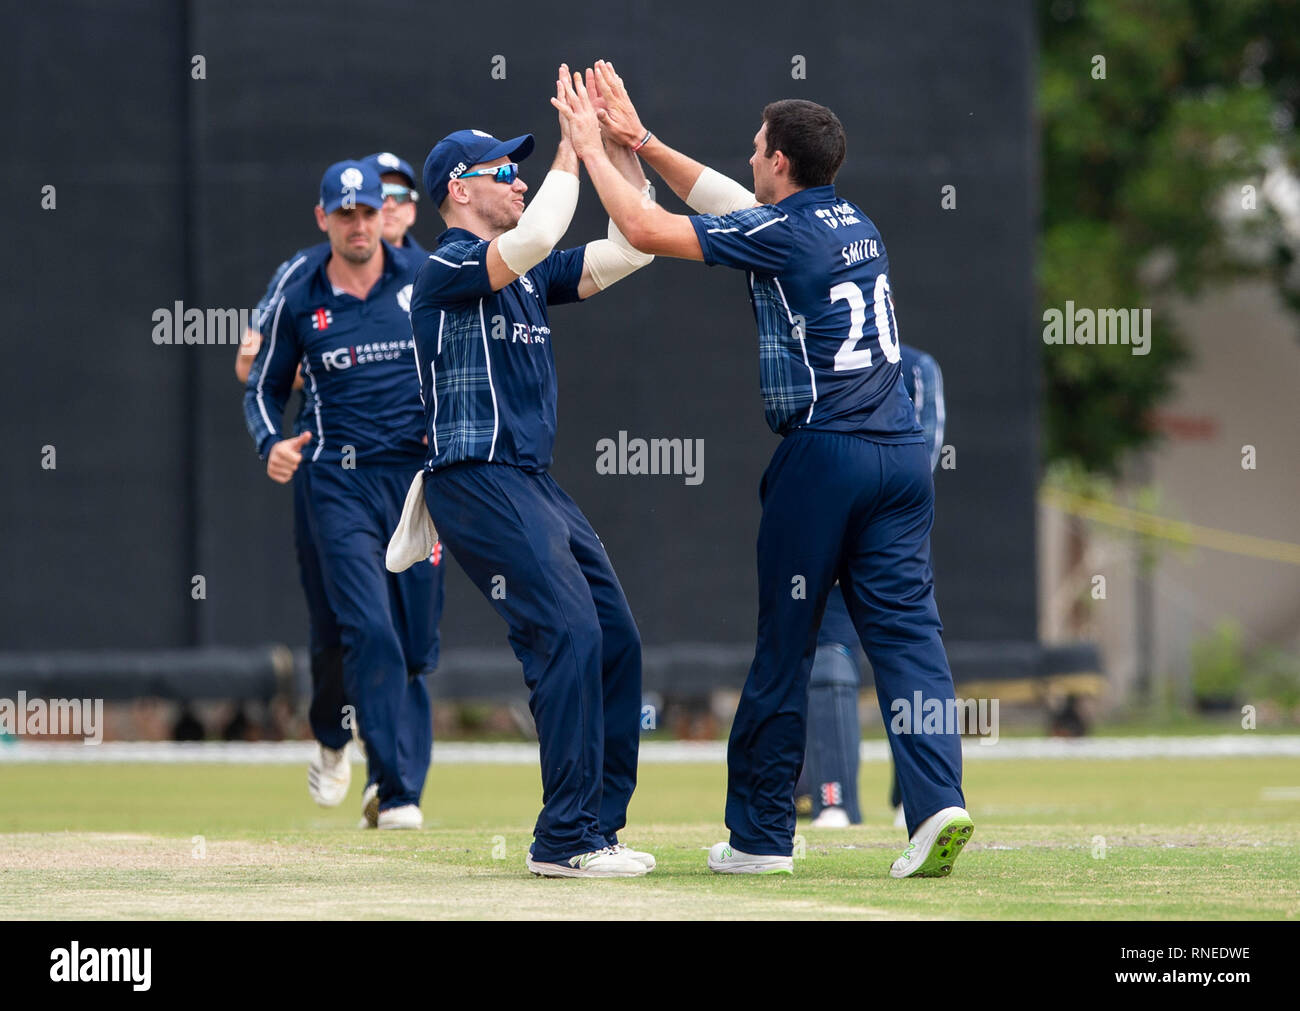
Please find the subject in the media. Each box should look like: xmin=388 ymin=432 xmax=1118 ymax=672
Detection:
xmin=889 ymin=806 xmax=974 ymax=878
xmin=307 ymin=743 xmax=351 ymax=807
xmin=811 ymin=806 xmax=851 ymax=828
xmin=707 ymin=842 xmax=793 ymax=875
xmin=358 ymin=783 xmax=379 ymax=829
xmin=377 ymin=804 xmax=423 ymax=830
xmin=527 ymin=846 xmax=647 ymax=878
xmin=609 ymin=843 xmax=656 ymax=871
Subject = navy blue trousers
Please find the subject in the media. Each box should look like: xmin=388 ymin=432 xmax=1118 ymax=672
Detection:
xmin=726 ymin=430 xmax=964 ymax=854
xmin=424 ymin=462 xmax=642 ymax=864
xmin=303 ymin=462 xmax=443 ymax=811
xmin=292 ymin=471 xmax=350 ymax=752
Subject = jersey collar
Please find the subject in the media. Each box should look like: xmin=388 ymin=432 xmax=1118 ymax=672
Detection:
xmin=776 ymin=184 xmax=837 ymax=208
xmin=434 ymin=226 xmax=490 ymax=247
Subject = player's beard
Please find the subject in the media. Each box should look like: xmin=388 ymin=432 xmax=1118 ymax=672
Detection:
xmin=478 ymin=194 xmax=523 ymax=235
xmin=337 ymin=235 xmax=380 ymax=264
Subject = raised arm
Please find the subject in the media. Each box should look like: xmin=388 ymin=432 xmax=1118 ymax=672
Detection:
xmin=574 ymin=87 xmax=656 ymax=299
xmin=553 ymin=67 xmax=703 ymax=260
xmin=591 ymin=60 xmax=757 ymax=214
xmin=483 ymin=139 xmax=580 ymax=291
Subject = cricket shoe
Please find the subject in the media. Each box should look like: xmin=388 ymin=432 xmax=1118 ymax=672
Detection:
xmin=527 ymin=846 xmax=647 ymax=878
xmin=307 ymin=743 xmax=351 ymax=807
xmin=707 ymin=842 xmax=793 ymax=875
xmin=377 ymin=804 xmax=423 ymax=830
xmin=358 ymin=783 xmax=379 ymax=829
xmin=609 ymin=843 xmax=656 ymax=871
xmin=811 ymin=806 xmax=851 ymax=828
xmin=889 ymin=806 xmax=974 ymax=878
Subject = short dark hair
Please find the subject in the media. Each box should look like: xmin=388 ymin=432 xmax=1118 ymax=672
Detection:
xmin=761 ymin=99 xmax=846 ymax=189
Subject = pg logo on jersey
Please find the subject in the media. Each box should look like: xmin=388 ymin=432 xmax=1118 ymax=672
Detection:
xmin=312 ymin=308 xmax=333 ymax=330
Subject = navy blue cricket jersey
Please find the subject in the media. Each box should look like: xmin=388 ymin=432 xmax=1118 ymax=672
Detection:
xmin=253 ymin=241 xmax=331 ymax=329
xmin=244 ymin=241 xmax=426 ymax=467
xmin=409 ymin=227 xmax=586 ymax=473
xmin=247 ymin=241 xmax=332 ymax=444
xmin=689 ymin=185 xmax=922 ymax=442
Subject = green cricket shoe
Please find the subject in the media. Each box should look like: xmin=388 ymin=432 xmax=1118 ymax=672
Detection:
xmin=708 ymin=842 xmax=794 ymax=875
xmin=889 ymin=806 xmax=974 ymax=878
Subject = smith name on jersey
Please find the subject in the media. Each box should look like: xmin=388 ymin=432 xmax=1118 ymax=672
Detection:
xmin=688 ymin=185 xmax=922 ymax=443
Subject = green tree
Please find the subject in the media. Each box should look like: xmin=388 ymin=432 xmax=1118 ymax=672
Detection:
xmin=1039 ymin=0 xmax=1300 ymax=474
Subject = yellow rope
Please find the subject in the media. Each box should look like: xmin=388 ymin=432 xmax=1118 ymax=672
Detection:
xmin=1039 ymin=487 xmax=1300 ymax=566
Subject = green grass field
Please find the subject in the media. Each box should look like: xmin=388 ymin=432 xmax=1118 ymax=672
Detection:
xmin=1 ymin=757 xmax=1298 ymax=919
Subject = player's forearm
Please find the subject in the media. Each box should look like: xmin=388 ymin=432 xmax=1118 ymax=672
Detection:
xmin=576 ymin=143 xmax=655 ymax=296
xmin=243 ymin=384 xmax=286 ymax=459
xmin=636 ymin=135 xmax=707 ymax=204
xmin=552 ymin=139 xmax=579 ymax=177
xmin=604 ymin=139 xmax=648 ymax=192
xmin=639 ymin=136 xmax=756 ymax=214
xmin=242 ymin=341 xmax=293 ymax=458
xmin=581 ymin=147 xmax=702 ymax=259
xmin=581 ymin=147 xmax=670 ymax=250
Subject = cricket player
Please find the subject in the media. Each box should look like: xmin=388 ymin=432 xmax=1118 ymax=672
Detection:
xmin=236 ymin=152 xmax=426 ymax=822
xmin=244 ymin=160 xmax=444 ymax=829
xmin=554 ymin=62 xmax=972 ymax=878
xmin=407 ymin=71 xmax=658 ymax=877
xmin=800 ymin=344 xmax=945 ymax=829
xmin=363 ymin=151 xmax=427 ymax=254
xmin=237 ymin=151 xmax=425 ymax=385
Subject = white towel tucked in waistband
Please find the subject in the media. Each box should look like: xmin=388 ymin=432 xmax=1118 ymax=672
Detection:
xmin=385 ymin=470 xmax=439 ymax=572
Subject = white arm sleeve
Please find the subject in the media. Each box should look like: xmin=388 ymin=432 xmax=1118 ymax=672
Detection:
xmin=583 ymin=218 xmax=654 ymax=291
xmin=496 ymin=170 xmax=580 ymax=276
xmin=685 ymin=166 xmax=757 ymax=214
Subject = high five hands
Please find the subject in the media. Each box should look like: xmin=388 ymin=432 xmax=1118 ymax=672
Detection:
xmin=552 ymin=61 xmax=647 ymax=160
xmin=552 ymin=63 xmax=603 ymax=160
xmin=588 ymin=61 xmax=647 ymax=149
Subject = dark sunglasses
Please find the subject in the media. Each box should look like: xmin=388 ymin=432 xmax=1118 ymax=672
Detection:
xmin=381 ymin=183 xmax=419 ymax=204
xmin=457 ymin=162 xmax=520 ymax=185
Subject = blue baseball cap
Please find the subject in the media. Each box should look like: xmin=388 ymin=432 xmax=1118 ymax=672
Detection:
xmin=318 ymin=160 xmax=385 ymax=214
xmin=423 ymin=129 xmax=535 ymax=209
xmin=362 ymin=151 xmax=417 ymax=190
